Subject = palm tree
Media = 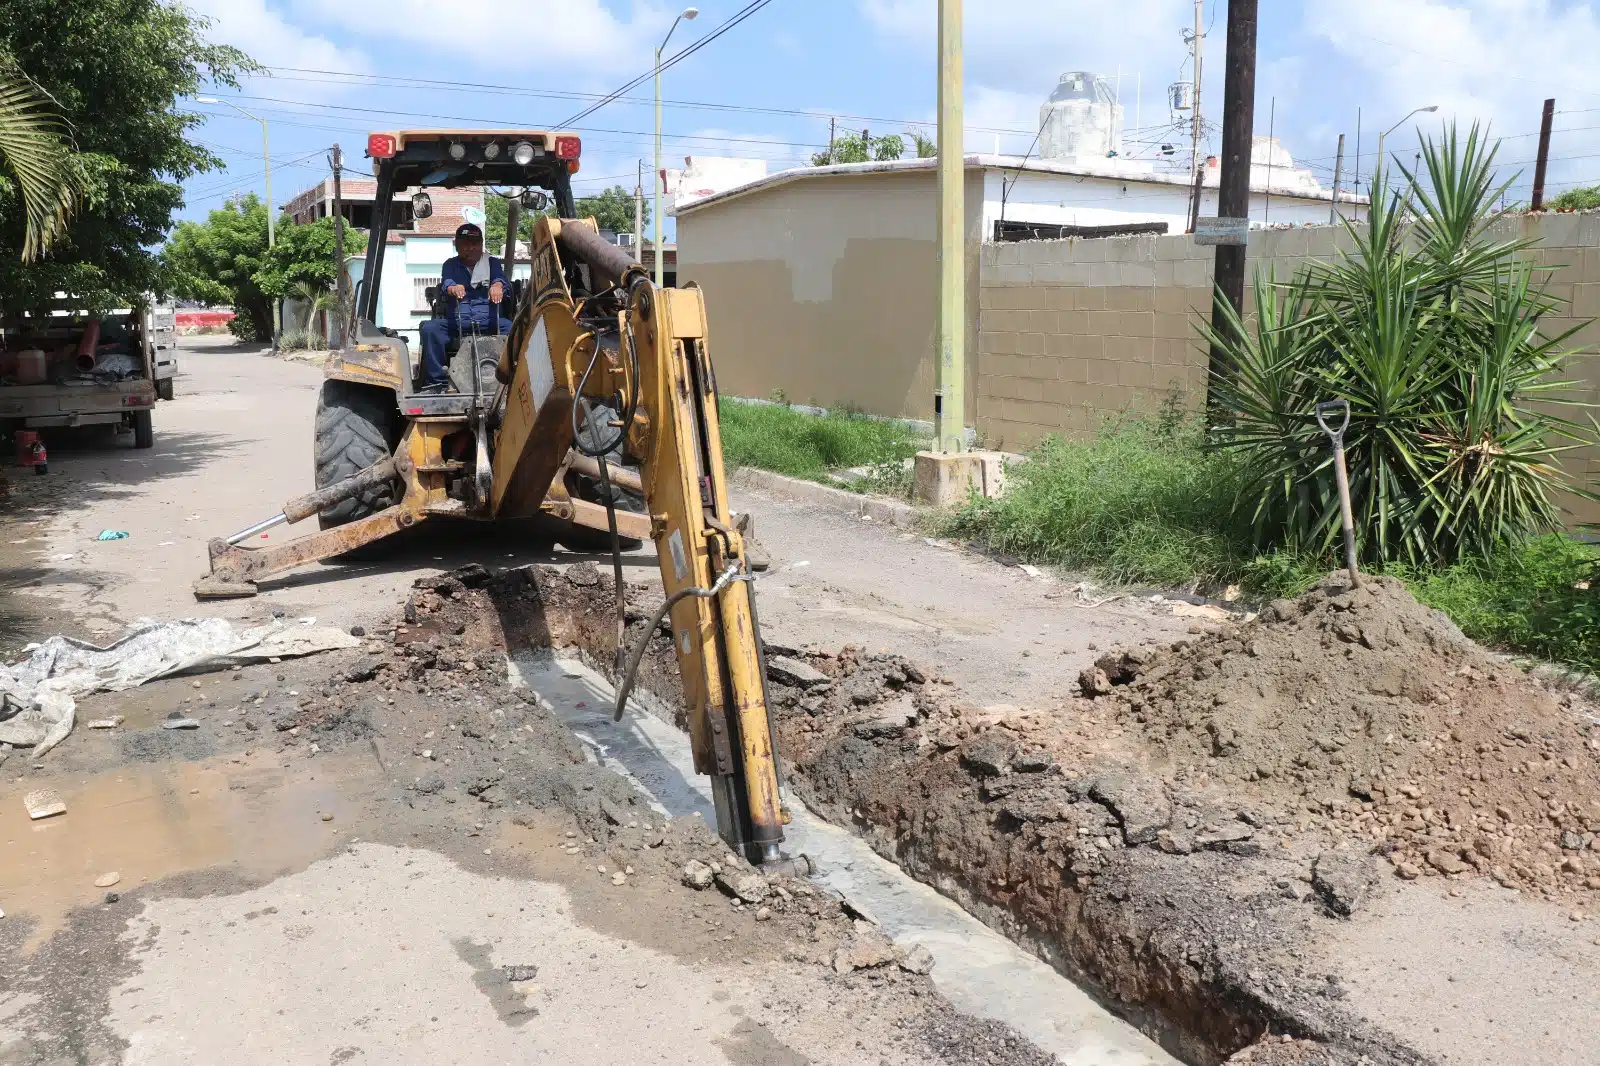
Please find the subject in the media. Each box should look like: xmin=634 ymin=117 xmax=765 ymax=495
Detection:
xmin=0 ymin=51 xmax=79 ymax=261
xmin=292 ymin=279 xmax=336 ymax=347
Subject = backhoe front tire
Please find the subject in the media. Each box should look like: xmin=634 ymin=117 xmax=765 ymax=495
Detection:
xmin=315 ymin=381 xmax=399 ymax=529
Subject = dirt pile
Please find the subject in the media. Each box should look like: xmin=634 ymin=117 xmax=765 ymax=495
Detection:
xmin=1088 ymin=572 xmax=1600 ymax=897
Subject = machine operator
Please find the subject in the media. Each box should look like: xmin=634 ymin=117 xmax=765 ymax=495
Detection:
xmin=418 ymin=222 xmax=512 ymax=393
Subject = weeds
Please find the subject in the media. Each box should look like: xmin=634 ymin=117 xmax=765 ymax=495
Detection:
xmin=943 ymin=411 xmax=1312 ymax=592
xmin=716 ymin=398 xmax=924 ymax=495
xmin=946 ymin=410 xmax=1600 ymax=670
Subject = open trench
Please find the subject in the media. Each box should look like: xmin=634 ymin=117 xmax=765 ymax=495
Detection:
xmin=443 ymin=562 xmax=1424 ymax=1066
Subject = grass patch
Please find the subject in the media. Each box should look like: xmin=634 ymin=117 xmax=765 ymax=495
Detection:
xmin=943 ymin=412 xmax=1321 ymax=595
xmin=716 ymin=398 xmax=925 ymax=496
xmin=1397 ymin=536 xmax=1600 ymax=673
xmin=944 ymin=411 xmax=1600 ymax=671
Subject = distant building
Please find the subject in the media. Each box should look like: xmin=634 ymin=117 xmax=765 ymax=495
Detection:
xmin=674 ymin=155 xmax=1367 ymax=424
xmin=285 ymin=178 xmax=522 ymax=344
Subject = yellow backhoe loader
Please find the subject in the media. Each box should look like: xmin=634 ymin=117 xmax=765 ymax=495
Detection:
xmin=192 ymin=129 xmax=786 ymax=863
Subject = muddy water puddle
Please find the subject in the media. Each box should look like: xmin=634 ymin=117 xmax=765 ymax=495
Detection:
xmin=1 ymin=752 xmax=374 ymax=948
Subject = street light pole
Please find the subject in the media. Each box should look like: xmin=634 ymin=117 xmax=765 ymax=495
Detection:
xmin=935 ymin=0 xmax=964 ymax=454
xmin=198 ymin=96 xmax=278 ymax=349
xmin=1375 ymin=105 xmax=1438 ymax=201
xmin=654 ymin=7 xmax=698 ymax=287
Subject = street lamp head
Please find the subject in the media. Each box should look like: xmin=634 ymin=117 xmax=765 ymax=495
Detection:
xmin=195 ymin=96 xmax=219 ymax=104
xmin=1422 ymin=105 xmax=1439 ymax=113
xmin=682 ymin=7 xmax=698 ymax=18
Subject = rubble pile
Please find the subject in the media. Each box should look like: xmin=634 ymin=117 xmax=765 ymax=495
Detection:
xmin=1083 ymin=573 xmax=1600 ymax=898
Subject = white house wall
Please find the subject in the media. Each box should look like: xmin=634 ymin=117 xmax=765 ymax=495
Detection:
xmin=980 ymin=170 xmax=1360 ymax=238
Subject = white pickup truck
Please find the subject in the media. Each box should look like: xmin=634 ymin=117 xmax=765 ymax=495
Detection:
xmin=0 ymin=299 xmax=163 ymax=448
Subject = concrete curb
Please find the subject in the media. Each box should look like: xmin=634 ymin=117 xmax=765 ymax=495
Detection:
xmin=727 ymin=466 xmax=920 ymax=529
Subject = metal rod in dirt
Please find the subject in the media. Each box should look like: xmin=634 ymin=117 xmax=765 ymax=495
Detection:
xmin=227 ymin=513 xmax=288 ymax=546
xmin=1331 ymin=443 xmax=1360 ymax=587
xmin=1316 ymin=399 xmax=1361 ymax=588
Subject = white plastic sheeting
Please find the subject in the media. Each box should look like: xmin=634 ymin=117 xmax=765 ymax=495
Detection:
xmin=0 ymin=619 xmax=360 ymax=756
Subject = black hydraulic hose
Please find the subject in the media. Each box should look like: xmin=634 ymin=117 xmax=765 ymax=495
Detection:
xmin=613 ymin=563 xmax=749 ymax=722
xmin=597 ymin=454 xmax=628 ymax=671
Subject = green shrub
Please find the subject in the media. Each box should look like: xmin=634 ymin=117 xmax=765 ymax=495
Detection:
xmin=944 ymin=412 xmax=1319 ymax=592
xmin=1397 ymin=535 xmax=1600 ymax=672
xmin=716 ymin=399 xmax=924 ymax=491
xmin=1549 ymin=185 xmax=1600 ymax=212
xmin=1206 ymin=122 xmax=1596 ymax=568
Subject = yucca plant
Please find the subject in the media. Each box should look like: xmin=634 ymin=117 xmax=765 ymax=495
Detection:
xmin=1204 ymin=121 xmax=1594 ymax=568
xmin=0 ymin=50 xmax=80 ymax=261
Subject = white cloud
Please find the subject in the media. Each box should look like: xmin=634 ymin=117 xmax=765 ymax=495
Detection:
xmin=288 ymin=0 xmax=676 ymax=76
xmin=1303 ymin=0 xmax=1600 ymax=193
xmin=186 ymin=0 xmax=370 ymax=86
xmin=862 ymin=0 xmax=1202 ymax=164
xmin=862 ymin=0 xmax=1192 ymax=97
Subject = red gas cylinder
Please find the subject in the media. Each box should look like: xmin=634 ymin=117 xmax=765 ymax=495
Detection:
xmin=14 ymin=430 xmax=46 ymax=474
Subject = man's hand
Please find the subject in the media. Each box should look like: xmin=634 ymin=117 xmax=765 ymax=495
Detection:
xmin=447 ymin=283 xmax=467 ymax=300
xmin=489 ymin=281 xmax=504 ymax=304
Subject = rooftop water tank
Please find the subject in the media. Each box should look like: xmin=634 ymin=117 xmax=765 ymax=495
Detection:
xmin=1038 ymin=72 xmax=1123 ymax=162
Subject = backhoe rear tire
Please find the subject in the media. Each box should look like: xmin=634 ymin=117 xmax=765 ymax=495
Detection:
xmin=315 ymin=381 xmax=399 ymax=529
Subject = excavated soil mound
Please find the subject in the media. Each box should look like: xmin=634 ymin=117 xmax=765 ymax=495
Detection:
xmin=1088 ymin=572 xmax=1600 ymax=896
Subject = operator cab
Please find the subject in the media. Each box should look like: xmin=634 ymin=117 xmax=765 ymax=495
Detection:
xmin=346 ymin=129 xmax=587 ymax=410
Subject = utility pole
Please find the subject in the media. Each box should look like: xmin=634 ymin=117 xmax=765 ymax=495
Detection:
xmin=935 ymin=0 xmax=965 ymax=454
xmin=503 ymin=197 xmax=521 ymax=280
xmin=330 ymin=144 xmax=346 ymax=347
xmin=633 ymin=160 xmax=644 ymax=263
xmin=1329 ymin=133 xmax=1345 ymax=225
xmin=1531 ymin=98 xmax=1556 ymax=211
xmin=1185 ymin=0 xmax=1206 ymax=233
xmin=828 ymin=116 xmax=836 ymax=162
xmin=1207 ymin=0 xmax=1257 ymax=410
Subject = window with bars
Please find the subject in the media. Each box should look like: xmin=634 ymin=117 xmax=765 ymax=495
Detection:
xmin=413 ymin=275 xmax=441 ymax=311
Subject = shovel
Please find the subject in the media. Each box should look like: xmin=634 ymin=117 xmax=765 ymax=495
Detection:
xmin=1314 ymin=399 xmax=1362 ymax=588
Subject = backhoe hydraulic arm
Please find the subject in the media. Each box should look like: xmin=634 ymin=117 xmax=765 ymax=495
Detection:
xmin=495 ymin=217 xmax=787 ymax=863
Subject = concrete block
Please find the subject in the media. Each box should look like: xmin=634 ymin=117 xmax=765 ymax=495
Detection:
xmin=913 ymin=450 xmax=1015 ymax=507
xmin=1077 ymin=288 xmax=1108 ymax=311
xmin=1106 ymin=286 xmax=1155 ymax=312
xmin=1085 ymin=309 xmax=1119 ymax=336
xmin=995 ymin=263 xmax=1032 ymax=286
xmin=1018 ymin=332 xmax=1045 ymax=356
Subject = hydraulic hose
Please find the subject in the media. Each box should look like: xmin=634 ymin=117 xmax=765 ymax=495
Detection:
xmin=613 ymin=562 xmax=750 ymax=722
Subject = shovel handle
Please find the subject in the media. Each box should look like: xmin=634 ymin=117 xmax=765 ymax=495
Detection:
xmin=1315 ymin=398 xmax=1350 ymax=442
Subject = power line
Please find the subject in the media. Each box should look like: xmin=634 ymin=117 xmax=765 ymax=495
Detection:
xmin=254 ymin=65 xmax=1037 ymax=138
xmin=199 ymin=96 xmax=830 ymax=153
xmin=559 ymin=0 xmax=780 ymax=128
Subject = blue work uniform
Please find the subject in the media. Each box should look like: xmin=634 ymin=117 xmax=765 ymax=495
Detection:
xmin=419 ymin=254 xmax=513 ymax=388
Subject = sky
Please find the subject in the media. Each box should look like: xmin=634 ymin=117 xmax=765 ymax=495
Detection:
xmin=177 ymin=0 xmax=1600 ymax=235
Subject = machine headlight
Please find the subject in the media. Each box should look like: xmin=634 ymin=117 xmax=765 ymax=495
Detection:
xmin=448 ymin=141 xmax=467 ymax=161
xmin=482 ymin=141 xmax=501 ymax=160
xmin=511 ymin=141 xmax=536 ymax=166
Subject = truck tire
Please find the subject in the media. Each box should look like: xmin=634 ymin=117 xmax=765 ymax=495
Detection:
xmin=156 ymin=377 xmax=174 ymax=401
xmin=132 ymin=410 xmax=154 ymax=449
xmin=315 ymin=381 xmax=398 ymax=528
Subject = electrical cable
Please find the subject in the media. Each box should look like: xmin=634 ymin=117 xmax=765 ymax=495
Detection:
xmin=559 ymin=0 xmax=781 ymax=128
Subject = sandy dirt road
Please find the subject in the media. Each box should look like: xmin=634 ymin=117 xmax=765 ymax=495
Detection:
xmin=5 ymin=340 xmax=1596 ymax=1066
xmin=0 ymin=340 xmax=1175 ymax=1066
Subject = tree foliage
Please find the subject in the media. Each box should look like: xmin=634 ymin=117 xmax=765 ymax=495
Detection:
xmin=163 ymin=195 xmax=271 ymax=339
xmin=485 ymin=185 xmax=646 ymax=249
xmin=1548 ymin=184 xmax=1600 ymax=212
xmin=0 ymin=0 xmax=254 ymax=312
xmin=811 ymin=130 xmax=909 ymax=166
xmin=1205 ymin=123 xmax=1595 ymax=568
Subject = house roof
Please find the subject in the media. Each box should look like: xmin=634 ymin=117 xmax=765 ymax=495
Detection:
xmin=674 ymin=153 xmax=1368 ymax=217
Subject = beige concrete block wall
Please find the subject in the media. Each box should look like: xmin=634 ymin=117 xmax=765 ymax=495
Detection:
xmin=676 ymin=169 xmax=983 ymax=424
xmin=976 ymin=212 xmax=1600 ymax=525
